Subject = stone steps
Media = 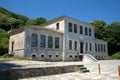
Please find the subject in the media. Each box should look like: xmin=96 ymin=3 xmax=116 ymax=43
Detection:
xmin=80 ymin=66 xmax=90 ymax=73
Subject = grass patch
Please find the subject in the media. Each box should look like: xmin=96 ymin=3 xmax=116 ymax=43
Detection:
xmin=112 ymin=52 xmax=120 ymax=59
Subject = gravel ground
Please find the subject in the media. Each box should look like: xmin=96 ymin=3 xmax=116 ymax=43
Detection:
xmin=0 ymin=60 xmax=120 ymax=80
xmin=20 ymin=60 xmax=120 ymax=80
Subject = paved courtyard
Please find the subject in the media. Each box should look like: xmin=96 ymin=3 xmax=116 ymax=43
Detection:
xmin=15 ymin=60 xmax=120 ymax=80
xmin=0 ymin=60 xmax=120 ymax=80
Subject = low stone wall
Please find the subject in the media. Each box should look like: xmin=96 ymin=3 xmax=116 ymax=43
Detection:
xmin=0 ymin=65 xmax=83 ymax=80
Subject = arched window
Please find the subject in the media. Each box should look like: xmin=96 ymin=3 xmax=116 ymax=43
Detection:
xmin=56 ymin=23 xmax=59 ymax=30
xmin=48 ymin=36 xmax=53 ymax=48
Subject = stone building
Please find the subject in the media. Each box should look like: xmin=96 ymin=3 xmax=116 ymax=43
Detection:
xmin=9 ymin=16 xmax=108 ymax=61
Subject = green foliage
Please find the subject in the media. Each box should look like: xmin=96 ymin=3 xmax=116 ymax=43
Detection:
xmin=34 ymin=17 xmax=47 ymax=25
xmin=0 ymin=28 xmax=9 ymax=55
xmin=90 ymin=21 xmax=120 ymax=55
xmin=0 ymin=7 xmax=47 ymax=31
xmin=112 ymin=52 xmax=120 ymax=59
xmin=25 ymin=19 xmax=35 ymax=26
xmin=0 ymin=7 xmax=47 ymax=55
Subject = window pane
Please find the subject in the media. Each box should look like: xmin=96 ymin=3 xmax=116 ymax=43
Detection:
xmin=48 ymin=36 xmax=53 ymax=48
xmin=69 ymin=23 xmax=72 ymax=32
xmin=31 ymin=33 xmax=37 ymax=47
xmin=86 ymin=43 xmax=88 ymax=51
xmin=89 ymin=43 xmax=92 ymax=51
xmin=74 ymin=41 xmax=77 ymax=50
xmin=74 ymin=24 xmax=77 ymax=33
xmin=85 ymin=27 xmax=88 ymax=35
xmin=89 ymin=28 xmax=91 ymax=36
xmin=98 ymin=44 xmax=100 ymax=52
xmin=101 ymin=44 xmax=103 ymax=52
xmin=40 ymin=35 xmax=46 ymax=48
xmin=69 ymin=40 xmax=72 ymax=50
xmin=80 ymin=26 xmax=83 ymax=34
xmin=55 ymin=37 xmax=59 ymax=48
xmin=56 ymin=23 xmax=59 ymax=30
xmin=95 ymin=43 xmax=97 ymax=52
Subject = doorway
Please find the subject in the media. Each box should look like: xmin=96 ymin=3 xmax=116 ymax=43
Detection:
xmin=11 ymin=42 xmax=14 ymax=53
xmin=80 ymin=42 xmax=83 ymax=53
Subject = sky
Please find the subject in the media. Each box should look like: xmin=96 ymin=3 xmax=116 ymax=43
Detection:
xmin=0 ymin=0 xmax=120 ymax=24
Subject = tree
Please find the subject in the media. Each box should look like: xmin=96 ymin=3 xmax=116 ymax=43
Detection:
xmin=90 ymin=20 xmax=106 ymax=39
xmin=0 ymin=28 xmax=9 ymax=55
xmin=34 ymin=17 xmax=47 ymax=25
xmin=90 ymin=20 xmax=120 ymax=56
xmin=25 ymin=19 xmax=35 ymax=26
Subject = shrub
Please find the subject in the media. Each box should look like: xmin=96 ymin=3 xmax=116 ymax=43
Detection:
xmin=112 ymin=52 xmax=120 ymax=59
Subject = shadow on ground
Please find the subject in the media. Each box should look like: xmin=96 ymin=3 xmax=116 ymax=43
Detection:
xmin=0 ymin=62 xmax=22 ymax=70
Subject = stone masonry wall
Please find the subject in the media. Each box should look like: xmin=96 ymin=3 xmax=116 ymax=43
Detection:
xmin=0 ymin=65 xmax=82 ymax=80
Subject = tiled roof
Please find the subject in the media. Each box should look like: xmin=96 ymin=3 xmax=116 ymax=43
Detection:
xmin=40 ymin=15 xmax=94 ymax=27
xmin=40 ymin=16 xmax=66 ymax=26
xmin=9 ymin=27 xmax=25 ymax=36
xmin=10 ymin=25 xmax=63 ymax=36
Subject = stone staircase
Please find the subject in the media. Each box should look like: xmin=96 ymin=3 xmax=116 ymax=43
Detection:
xmin=83 ymin=54 xmax=98 ymax=62
xmin=80 ymin=66 xmax=90 ymax=73
xmin=79 ymin=65 xmax=90 ymax=73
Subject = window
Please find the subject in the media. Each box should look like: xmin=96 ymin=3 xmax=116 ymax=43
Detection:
xmin=101 ymin=44 xmax=103 ymax=52
xmin=69 ymin=55 xmax=72 ymax=57
xmin=89 ymin=43 xmax=92 ymax=51
xmin=41 ymin=55 xmax=44 ymax=57
xmin=86 ymin=43 xmax=88 ymax=51
xmin=49 ymin=55 xmax=52 ymax=57
xmin=31 ymin=33 xmax=37 ymax=47
xmin=95 ymin=43 xmax=97 ymax=52
xmin=69 ymin=23 xmax=72 ymax=32
xmin=56 ymin=55 xmax=59 ymax=57
xmin=80 ymin=26 xmax=83 ymax=34
xmin=32 ymin=55 xmax=36 ymax=57
xmin=56 ymin=23 xmax=59 ymax=30
xmin=75 ymin=55 xmax=77 ymax=57
xmin=48 ymin=36 xmax=53 ymax=48
xmin=89 ymin=28 xmax=91 ymax=36
xmin=55 ymin=37 xmax=59 ymax=48
xmin=74 ymin=41 xmax=77 ymax=50
xmin=98 ymin=44 xmax=100 ymax=52
xmin=85 ymin=27 xmax=88 ymax=35
xmin=40 ymin=35 xmax=46 ymax=48
xmin=103 ymin=44 xmax=106 ymax=52
xmin=69 ymin=40 xmax=72 ymax=50
xmin=74 ymin=24 xmax=77 ymax=33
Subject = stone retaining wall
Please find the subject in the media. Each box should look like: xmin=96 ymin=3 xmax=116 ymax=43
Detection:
xmin=0 ymin=65 xmax=83 ymax=80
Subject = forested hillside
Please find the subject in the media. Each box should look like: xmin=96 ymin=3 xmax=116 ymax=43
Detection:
xmin=0 ymin=7 xmax=120 ymax=57
xmin=0 ymin=7 xmax=47 ymax=55
xmin=90 ymin=21 xmax=120 ymax=56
